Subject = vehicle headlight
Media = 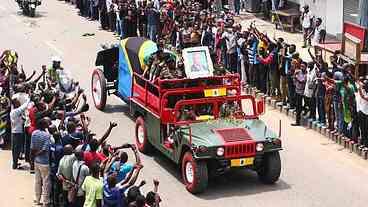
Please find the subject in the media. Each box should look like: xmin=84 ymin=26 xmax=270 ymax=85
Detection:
xmin=216 ymin=147 xmax=224 ymax=156
xmin=256 ymin=143 xmax=264 ymax=152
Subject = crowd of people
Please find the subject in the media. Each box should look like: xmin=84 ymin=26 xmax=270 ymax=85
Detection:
xmin=1 ymin=50 xmax=161 ymax=207
xmin=2 ymin=0 xmax=368 ymax=206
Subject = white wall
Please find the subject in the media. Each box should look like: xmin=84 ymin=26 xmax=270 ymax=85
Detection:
xmin=291 ymin=0 xmax=343 ymax=36
xmin=325 ymin=0 xmax=343 ymax=36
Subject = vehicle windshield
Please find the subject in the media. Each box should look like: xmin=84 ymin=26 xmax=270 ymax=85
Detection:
xmin=174 ymin=95 xmax=258 ymax=124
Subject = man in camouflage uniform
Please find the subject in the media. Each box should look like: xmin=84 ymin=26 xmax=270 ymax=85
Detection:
xmin=144 ymin=41 xmax=166 ymax=81
xmin=220 ymin=101 xmax=240 ymax=118
xmin=159 ymin=57 xmax=183 ymax=80
xmin=178 ymin=105 xmax=196 ymax=121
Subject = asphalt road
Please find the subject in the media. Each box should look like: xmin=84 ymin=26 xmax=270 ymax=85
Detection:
xmin=0 ymin=1 xmax=368 ymax=207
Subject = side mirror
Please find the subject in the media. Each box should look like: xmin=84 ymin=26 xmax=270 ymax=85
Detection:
xmin=255 ymin=93 xmax=266 ymax=116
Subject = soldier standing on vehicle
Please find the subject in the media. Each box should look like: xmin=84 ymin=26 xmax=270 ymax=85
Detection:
xmin=144 ymin=41 xmax=166 ymax=81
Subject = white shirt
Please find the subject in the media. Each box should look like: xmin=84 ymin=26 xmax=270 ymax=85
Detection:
xmin=356 ymin=85 xmax=368 ymax=115
xmin=106 ymin=0 xmax=113 ymax=12
xmin=153 ymin=0 xmax=160 ymax=11
xmin=73 ymin=160 xmax=90 ymax=196
xmin=312 ymin=25 xmax=323 ymax=46
xmin=237 ymin=37 xmax=246 ymax=57
xmin=23 ymin=101 xmax=34 ymax=128
xmin=222 ymin=32 xmax=237 ymax=54
xmin=304 ymin=67 xmax=317 ymax=98
xmin=302 ymin=11 xmax=313 ymax=28
xmin=113 ymin=3 xmax=120 ymax=21
xmin=12 ymin=93 xmax=28 ymax=105
xmin=10 ymin=97 xmax=30 ymax=133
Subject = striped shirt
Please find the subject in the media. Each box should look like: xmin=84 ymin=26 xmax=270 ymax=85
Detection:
xmin=31 ymin=129 xmax=51 ymax=165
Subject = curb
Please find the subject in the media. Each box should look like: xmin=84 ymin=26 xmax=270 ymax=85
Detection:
xmin=244 ymin=86 xmax=368 ymax=161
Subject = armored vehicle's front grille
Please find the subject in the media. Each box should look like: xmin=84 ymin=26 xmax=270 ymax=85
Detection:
xmin=214 ymin=128 xmax=252 ymax=142
xmin=214 ymin=128 xmax=256 ymax=158
xmin=224 ymin=142 xmax=256 ymax=158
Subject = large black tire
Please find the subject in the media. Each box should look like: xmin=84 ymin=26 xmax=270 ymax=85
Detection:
xmin=29 ymin=7 xmax=35 ymax=17
xmin=91 ymin=69 xmax=107 ymax=110
xmin=257 ymin=151 xmax=281 ymax=184
xmin=181 ymin=151 xmax=208 ymax=194
xmin=135 ymin=117 xmax=154 ymax=154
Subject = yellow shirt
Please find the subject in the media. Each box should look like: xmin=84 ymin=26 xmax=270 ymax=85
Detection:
xmin=82 ymin=176 xmax=103 ymax=207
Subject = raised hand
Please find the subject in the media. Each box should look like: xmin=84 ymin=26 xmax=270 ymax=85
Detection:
xmin=153 ymin=179 xmax=160 ymax=186
xmin=110 ymin=121 xmax=118 ymax=128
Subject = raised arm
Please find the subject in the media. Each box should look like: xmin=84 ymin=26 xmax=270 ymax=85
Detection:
xmin=130 ymin=144 xmax=141 ymax=165
xmin=30 ymin=66 xmax=47 ymax=84
xmin=308 ymin=48 xmax=316 ymax=62
xmin=119 ymin=164 xmax=143 ymax=189
xmin=80 ymin=114 xmax=90 ymax=135
xmin=97 ymin=122 xmax=118 ymax=147
xmin=66 ymin=89 xmax=84 ymax=109
xmin=103 ymin=153 xmax=119 ymax=175
xmin=24 ymin=70 xmax=35 ymax=82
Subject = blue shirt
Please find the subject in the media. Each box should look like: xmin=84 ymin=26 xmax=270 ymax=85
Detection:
xmin=50 ymin=142 xmax=64 ymax=174
xmin=284 ymin=54 xmax=292 ymax=75
xmin=62 ymin=132 xmax=83 ymax=147
xmin=247 ymin=39 xmax=259 ymax=65
xmin=103 ymin=177 xmax=126 ymax=207
xmin=110 ymin=162 xmax=133 ymax=182
xmin=31 ymin=130 xmax=51 ymax=165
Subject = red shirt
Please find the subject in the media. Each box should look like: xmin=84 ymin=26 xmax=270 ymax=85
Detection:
xmin=83 ymin=151 xmax=107 ymax=167
xmin=26 ymin=106 xmax=37 ymax=135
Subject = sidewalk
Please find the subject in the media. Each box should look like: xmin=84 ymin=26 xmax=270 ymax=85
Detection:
xmin=0 ymin=150 xmax=34 ymax=207
xmin=236 ymin=13 xmax=368 ymax=161
xmin=235 ymin=12 xmax=312 ymax=62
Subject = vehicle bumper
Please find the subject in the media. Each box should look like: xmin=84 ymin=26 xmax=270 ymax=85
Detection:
xmin=207 ymin=154 xmax=264 ymax=175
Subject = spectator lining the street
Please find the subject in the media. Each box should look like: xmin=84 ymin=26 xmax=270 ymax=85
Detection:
xmin=31 ymin=117 xmax=52 ymax=206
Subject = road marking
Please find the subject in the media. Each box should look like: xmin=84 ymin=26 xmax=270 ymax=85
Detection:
xmin=44 ymin=41 xmax=64 ymax=55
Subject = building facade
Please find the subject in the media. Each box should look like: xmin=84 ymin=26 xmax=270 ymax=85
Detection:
xmin=289 ymin=0 xmax=364 ymax=37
